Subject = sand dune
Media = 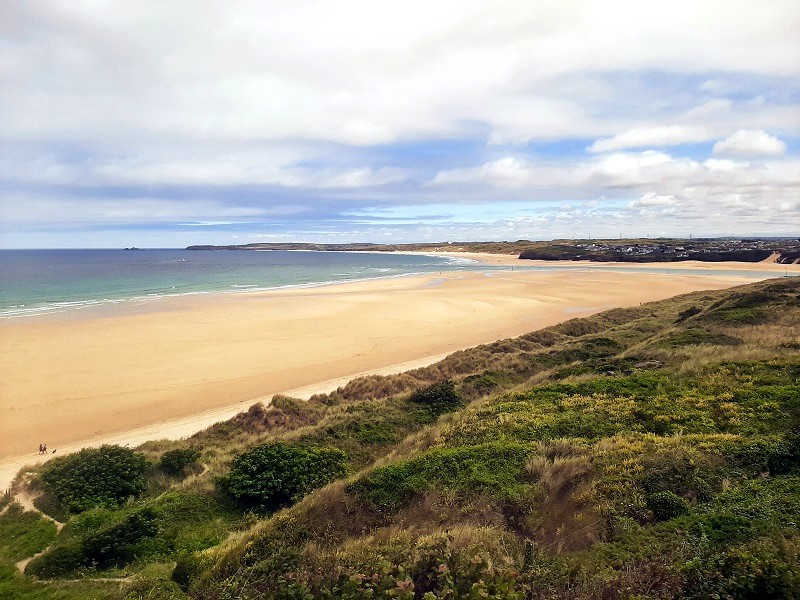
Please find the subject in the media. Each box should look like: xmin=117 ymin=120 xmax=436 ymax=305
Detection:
xmin=0 ymin=260 xmax=778 ymax=489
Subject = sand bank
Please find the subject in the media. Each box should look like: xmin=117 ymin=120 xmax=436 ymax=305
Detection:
xmin=428 ymin=250 xmax=800 ymax=272
xmin=0 ymin=266 xmax=771 ymax=489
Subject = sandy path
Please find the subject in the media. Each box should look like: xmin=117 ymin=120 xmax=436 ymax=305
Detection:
xmin=0 ymin=263 xmax=779 ymax=490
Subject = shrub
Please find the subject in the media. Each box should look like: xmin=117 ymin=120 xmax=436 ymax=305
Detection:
xmin=676 ymin=305 xmax=702 ymax=322
xmin=219 ymin=442 xmax=347 ymax=511
xmin=682 ymin=535 xmax=800 ymax=599
xmin=39 ymin=445 xmax=148 ymax=513
xmin=159 ymin=448 xmax=200 ymax=476
xmin=172 ymin=553 xmax=208 ymax=592
xmin=768 ymin=430 xmax=800 ymax=475
xmin=409 ymin=380 xmax=463 ymax=416
xmin=350 ymin=443 xmax=533 ymax=512
xmin=27 ymin=508 xmax=160 ymax=576
xmin=82 ymin=507 xmax=159 ymax=568
xmin=25 ymin=542 xmax=85 ymax=578
xmin=647 ymin=491 xmax=690 ymax=522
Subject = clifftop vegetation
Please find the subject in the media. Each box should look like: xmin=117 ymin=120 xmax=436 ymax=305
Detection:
xmin=186 ymin=237 xmax=800 ymax=264
xmin=2 ymin=277 xmax=798 ymax=599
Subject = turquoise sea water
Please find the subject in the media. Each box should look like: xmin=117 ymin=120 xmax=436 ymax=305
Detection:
xmin=0 ymin=249 xmax=480 ymax=318
xmin=0 ymin=249 xmax=785 ymax=319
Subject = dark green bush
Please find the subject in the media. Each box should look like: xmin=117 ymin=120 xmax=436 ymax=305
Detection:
xmin=171 ymin=553 xmax=205 ymax=592
xmin=409 ymin=380 xmax=463 ymax=416
xmin=647 ymin=491 xmax=690 ymax=522
xmin=39 ymin=445 xmax=148 ymax=513
xmin=159 ymin=448 xmax=201 ymax=476
xmin=82 ymin=507 xmax=159 ymax=568
xmin=689 ymin=513 xmax=753 ymax=544
xmin=219 ymin=442 xmax=347 ymax=511
xmin=27 ymin=508 xmax=160 ymax=576
xmin=768 ymin=430 xmax=800 ymax=475
xmin=676 ymin=305 xmax=702 ymax=321
xmin=25 ymin=542 xmax=85 ymax=578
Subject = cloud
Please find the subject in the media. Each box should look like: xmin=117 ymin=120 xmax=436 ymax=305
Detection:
xmin=712 ymin=129 xmax=788 ymax=156
xmin=429 ymin=151 xmax=800 ymax=216
xmin=589 ymin=126 xmax=712 ymax=152
xmin=4 ymin=1 xmax=800 ymax=146
xmin=2 ymin=1 xmax=800 ymax=246
xmin=627 ymin=193 xmax=679 ymax=208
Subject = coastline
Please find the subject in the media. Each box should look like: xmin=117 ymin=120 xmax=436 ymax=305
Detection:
xmin=0 ymin=255 xmax=790 ymax=490
xmin=2 ymin=249 xmax=792 ymax=322
xmin=424 ymin=250 xmax=800 ymax=272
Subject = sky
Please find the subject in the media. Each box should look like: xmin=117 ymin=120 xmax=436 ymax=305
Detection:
xmin=1 ymin=0 xmax=799 ymax=248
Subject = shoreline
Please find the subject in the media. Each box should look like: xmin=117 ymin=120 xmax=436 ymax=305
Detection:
xmin=424 ymin=250 xmax=800 ymax=272
xmin=2 ymin=250 xmax=794 ymax=323
xmin=0 ymin=257 xmax=792 ymax=490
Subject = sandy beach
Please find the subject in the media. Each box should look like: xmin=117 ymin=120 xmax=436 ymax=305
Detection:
xmin=1 ymin=256 xmax=792 ymax=489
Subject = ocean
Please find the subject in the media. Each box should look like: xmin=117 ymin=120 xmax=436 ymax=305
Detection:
xmin=0 ymin=249 xmax=479 ymax=318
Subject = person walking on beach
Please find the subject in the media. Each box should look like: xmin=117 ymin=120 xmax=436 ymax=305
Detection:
xmin=38 ymin=443 xmax=43 ymax=455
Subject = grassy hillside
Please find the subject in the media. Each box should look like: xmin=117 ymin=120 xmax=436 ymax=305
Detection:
xmin=2 ymin=277 xmax=798 ymax=599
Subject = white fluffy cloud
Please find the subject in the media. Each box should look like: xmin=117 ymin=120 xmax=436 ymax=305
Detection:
xmin=429 ymin=151 xmax=800 ymax=217
xmin=712 ymin=130 xmax=788 ymax=156
xmin=589 ymin=126 xmax=712 ymax=153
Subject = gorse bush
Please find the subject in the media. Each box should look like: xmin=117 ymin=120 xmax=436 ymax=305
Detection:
xmin=647 ymin=491 xmax=690 ymax=522
xmin=219 ymin=442 xmax=347 ymax=511
xmin=768 ymin=429 xmax=800 ymax=475
xmin=25 ymin=542 xmax=85 ymax=578
xmin=82 ymin=507 xmax=159 ymax=568
xmin=409 ymin=380 xmax=463 ymax=416
xmin=26 ymin=508 xmax=159 ymax=576
xmin=39 ymin=445 xmax=148 ymax=513
xmin=159 ymin=448 xmax=200 ymax=476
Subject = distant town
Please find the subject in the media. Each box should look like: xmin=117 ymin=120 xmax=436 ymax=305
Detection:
xmin=187 ymin=237 xmax=800 ymax=264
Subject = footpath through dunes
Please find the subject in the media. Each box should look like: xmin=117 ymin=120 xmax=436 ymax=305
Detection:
xmin=0 ymin=267 xmax=758 ymax=474
xmin=1 ymin=277 xmax=798 ymax=600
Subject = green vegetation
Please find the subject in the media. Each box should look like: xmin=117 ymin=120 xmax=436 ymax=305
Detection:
xmin=350 ymin=442 xmax=533 ymax=511
xmin=39 ymin=445 xmax=148 ymax=513
xmin=219 ymin=442 xmax=348 ymax=511
xmin=159 ymin=448 xmax=201 ymax=476
xmin=646 ymin=490 xmax=690 ymax=521
xmin=0 ymin=504 xmax=57 ymax=562
xmin=2 ymin=277 xmax=798 ymax=598
xmin=408 ymin=379 xmax=463 ymax=417
xmin=0 ymin=561 xmax=125 ymax=599
xmin=26 ymin=507 xmax=159 ymax=577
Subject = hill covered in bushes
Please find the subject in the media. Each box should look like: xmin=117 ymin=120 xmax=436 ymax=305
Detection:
xmin=1 ymin=277 xmax=798 ymax=599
